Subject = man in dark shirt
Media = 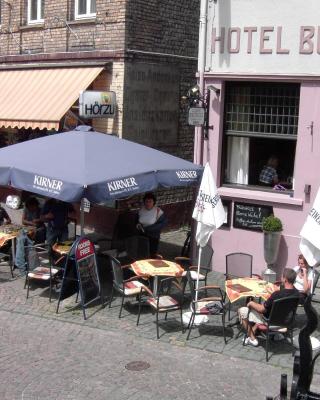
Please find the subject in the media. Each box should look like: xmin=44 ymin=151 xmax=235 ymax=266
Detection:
xmin=238 ymin=268 xmax=299 ymax=346
xmin=41 ymin=199 xmax=76 ymax=247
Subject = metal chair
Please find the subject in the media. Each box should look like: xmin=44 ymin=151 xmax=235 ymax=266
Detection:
xmin=24 ymin=243 xmax=63 ymax=302
xmin=225 ymin=252 xmax=256 ymax=320
xmin=108 ymin=255 xmax=147 ymax=318
xmin=185 ymin=271 xmax=227 ymax=342
xmin=176 ymin=244 xmax=214 ymax=289
xmin=137 ymin=276 xmax=184 ymax=339
xmin=124 ymin=235 xmax=150 ymax=261
xmin=245 ymin=295 xmax=300 ymax=362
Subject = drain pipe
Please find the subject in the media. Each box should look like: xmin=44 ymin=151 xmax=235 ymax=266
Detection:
xmin=194 ymin=0 xmax=208 ymax=166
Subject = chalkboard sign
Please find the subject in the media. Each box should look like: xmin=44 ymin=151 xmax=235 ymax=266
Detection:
xmin=233 ymin=202 xmax=273 ymax=231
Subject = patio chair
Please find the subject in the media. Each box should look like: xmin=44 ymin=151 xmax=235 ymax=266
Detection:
xmin=244 ymin=295 xmax=300 ymax=362
xmin=108 ymin=255 xmax=147 ymax=318
xmin=175 ymin=244 xmax=213 ymax=289
xmin=225 ymin=252 xmax=257 ymax=320
xmin=185 ymin=271 xmax=227 ymax=342
xmin=124 ymin=235 xmax=150 ymax=261
xmin=24 ymin=243 xmax=64 ymax=302
xmin=136 ymin=276 xmax=184 ymax=339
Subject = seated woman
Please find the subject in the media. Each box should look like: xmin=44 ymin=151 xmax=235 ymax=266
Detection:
xmin=293 ymin=254 xmax=314 ymax=296
xmin=136 ymin=192 xmax=167 ymax=257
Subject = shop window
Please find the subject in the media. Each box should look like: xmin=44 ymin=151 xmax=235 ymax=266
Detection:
xmin=222 ymin=82 xmax=299 ymax=191
xmin=28 ymin=0 xmax=44 ymax=24
xmin=75 ymin=0 xmax=96 ymax=19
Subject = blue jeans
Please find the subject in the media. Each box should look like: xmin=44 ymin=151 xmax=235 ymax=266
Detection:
xmin=15 ymin=230 xmax=33 ymax=270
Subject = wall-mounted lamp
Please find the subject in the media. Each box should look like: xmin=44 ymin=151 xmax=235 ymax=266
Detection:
xmin=183 ymin=84 xmax=220 ymax=140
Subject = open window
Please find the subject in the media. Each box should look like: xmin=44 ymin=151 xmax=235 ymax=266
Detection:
xmin=222 ymin=82 xmax=299 ymax=191
xmin=28 ymin=0 xmax=44 ymax=24
xmin=75 ymin=0 xmax=96 ymax=19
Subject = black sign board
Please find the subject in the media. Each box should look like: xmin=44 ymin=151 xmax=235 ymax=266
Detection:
xmin=233 ymin=202 xmax=273 ymax=231
xmin=56 ymin=237 xmax=102 ymax=320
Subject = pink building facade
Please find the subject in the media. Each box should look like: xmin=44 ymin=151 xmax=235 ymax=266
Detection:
xmin=197 ymin=0 xmax=320 ymax=275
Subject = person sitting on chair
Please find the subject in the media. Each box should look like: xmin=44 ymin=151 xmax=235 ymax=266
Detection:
xmin=0 ymin=206 xmax=11 ymax=225
xmin=259 ymin=156 xmax=279 ymax=187
xmin=238 ymin=268 xmax=299 ymax=347
xmin=41 ymin=198 xmax=76 ymax=247
xmin=136 ymin=192 xmax=167 ymax=257
xmin=293 ymin=254 xmax=314 ymax=302
xmin=22 ymin=197 xmax=46 ymax=243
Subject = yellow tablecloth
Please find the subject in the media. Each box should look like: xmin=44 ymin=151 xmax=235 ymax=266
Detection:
xmin=52 ymin=241 xmax=74 ymax=255
xmin=225 ymin=278 xmax=279 ymax=303
xmin=0 ymin=224 xmax=33 ymax=248
xmin=131 ymin=259 xmax=184 ymax=278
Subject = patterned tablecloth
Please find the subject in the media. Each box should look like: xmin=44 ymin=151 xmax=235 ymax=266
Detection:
xmin=131 ymin=259 xmax=184 ymax=278
xmin=225 ymin=277 xmax=279 ymax=303
xmin=0 ymin=224 xmax=33 ymax=248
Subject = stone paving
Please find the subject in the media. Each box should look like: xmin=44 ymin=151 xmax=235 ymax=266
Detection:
xmin=0 ymin=228 xmax=320 ymax=399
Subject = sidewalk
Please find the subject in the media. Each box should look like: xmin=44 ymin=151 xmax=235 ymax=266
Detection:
xmin=0 ymin=228 xmax=319 ymax=395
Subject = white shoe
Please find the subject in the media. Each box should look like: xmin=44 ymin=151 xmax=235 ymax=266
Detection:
xmin=244 ymin=337 xmax=259 ymax=347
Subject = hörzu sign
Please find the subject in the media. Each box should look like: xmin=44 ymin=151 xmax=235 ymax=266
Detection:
xmin=79 ymin=91 xmax=116 ymax=119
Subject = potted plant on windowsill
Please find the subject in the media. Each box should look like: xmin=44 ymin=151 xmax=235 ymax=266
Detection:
xmin=262 ymin=215 xmax=283 ymax=283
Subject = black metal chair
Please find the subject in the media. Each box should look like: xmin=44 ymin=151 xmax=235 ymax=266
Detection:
xmin=185 ymin=271 xmax=227 ymax=342
xmin=245 ymin=295 xmax=300 ymax=362
xmin=225 ymin=252 xmax=257 ymax=320
xmin=24 ymin=243 xmax=64 ymax=302
xmin=124 ymin=235 xmax=150 ymax=261
xmin=108 ymin=255 xmax=147 ymax=318
xmin=136 ymin=276 xmax=184 ymax=339
xmin=176 ymin=244 xmax=213 ymax=290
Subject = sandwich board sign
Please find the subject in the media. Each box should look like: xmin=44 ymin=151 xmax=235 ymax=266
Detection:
xmin=56 ymin=237 xmax=102 ymax=320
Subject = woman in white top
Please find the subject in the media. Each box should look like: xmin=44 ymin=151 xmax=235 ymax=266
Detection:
xmin=137 ymin=192 xmax=167 ymax=256
xmin=293 ymin=254 xmax=313 ymax=294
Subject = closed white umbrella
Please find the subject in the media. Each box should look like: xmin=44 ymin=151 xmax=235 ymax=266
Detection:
xmin=192 ymin=163 xmax=226 ymax=299
xmin=183 ymin=163 xmax=225 ymax=326
xmin=299 ymin=186 xmax=320 ymax=349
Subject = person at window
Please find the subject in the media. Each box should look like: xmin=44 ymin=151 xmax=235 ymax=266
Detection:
xmin=259 ymin=156 xmax=279 ymax=186
xmin=0 ymin=206 xmax=11 ymax=226
xmin=136 ymin=192 xmax=167 ymax=256
xmin=41 ymin=199 xmax=76 ymax=247
xmin=293 ymin=254 xmax=313 ymax=295
xmin=238 ymin=268 xmax=299 ymax=347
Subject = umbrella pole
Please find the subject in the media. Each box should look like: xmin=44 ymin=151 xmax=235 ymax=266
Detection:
xmin=195 ymin=246 xmax=202 ymax=302
xmin=80 ymin=198 xmax=85 ymax=236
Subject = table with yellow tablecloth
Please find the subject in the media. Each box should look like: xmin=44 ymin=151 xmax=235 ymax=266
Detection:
xmin=225 ymin=277 xmax=279 ymax=303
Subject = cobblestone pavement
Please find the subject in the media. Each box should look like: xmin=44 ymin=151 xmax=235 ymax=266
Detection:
xmin=0 ymin=228 xmax=319 ymax=399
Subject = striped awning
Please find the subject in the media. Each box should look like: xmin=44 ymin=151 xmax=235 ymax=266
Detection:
xmin=0 ymin=66 xmax=104 ymax=130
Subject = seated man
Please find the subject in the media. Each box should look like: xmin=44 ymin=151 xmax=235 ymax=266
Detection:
xmin=238 ymin=268 xmax=299 ymax=347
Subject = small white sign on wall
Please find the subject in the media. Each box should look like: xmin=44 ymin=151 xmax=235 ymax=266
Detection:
xmin=79 ymin=91 xmax=116 ymax=119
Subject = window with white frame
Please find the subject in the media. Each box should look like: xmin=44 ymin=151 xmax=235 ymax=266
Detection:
xmin=222 ymin=82 xmax=300 ymax=191
xmin=28 ymin=0 xmax=44 ymax=24
xmin=75 ymin=0 xmax=96 ymax=19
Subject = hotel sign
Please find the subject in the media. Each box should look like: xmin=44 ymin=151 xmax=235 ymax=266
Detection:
xmin=206 ymin=0 xmax=320 ymax=75
xmin=79 ymin=91 xmax=116 ymax=118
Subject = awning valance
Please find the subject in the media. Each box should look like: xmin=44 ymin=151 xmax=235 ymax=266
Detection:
xmin=0 ymin=66 xmax=104 ymax=130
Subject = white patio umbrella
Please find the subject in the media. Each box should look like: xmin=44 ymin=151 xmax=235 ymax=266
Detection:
xmin=298 ymin=186 xmax=320 ymax=349
xmin=183 ymin=163 xmax=225 ymax=325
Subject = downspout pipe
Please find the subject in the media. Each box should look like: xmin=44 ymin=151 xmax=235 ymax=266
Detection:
xmin=194 ymin=0 xmax=208 ymax=166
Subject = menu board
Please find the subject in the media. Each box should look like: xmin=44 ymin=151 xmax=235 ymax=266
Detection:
xmin=75 ymin=238 xmax=101 ymax=306
xmin=233 ymin=202 xmax=273 ymax=231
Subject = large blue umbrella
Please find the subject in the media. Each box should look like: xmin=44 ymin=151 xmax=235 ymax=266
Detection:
xmin=0 ymin=129 xmax=203 ymax=203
